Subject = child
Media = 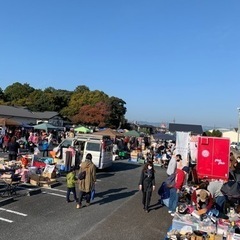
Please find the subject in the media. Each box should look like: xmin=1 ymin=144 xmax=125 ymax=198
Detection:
xmin=66 ymin=167 xmax=77 ymax=203
xmin=42 ymin=139 xmax=49 ymax=157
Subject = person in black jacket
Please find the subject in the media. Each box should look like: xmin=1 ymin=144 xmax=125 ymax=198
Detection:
xmin=8 ymin=136 xmax=20 ymax=160
xmin=138 ymin=161 xmax=156 ymax=212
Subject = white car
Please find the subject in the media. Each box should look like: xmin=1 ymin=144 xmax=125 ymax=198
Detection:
xmin=230 ymin=142 xmax=240 ymax=150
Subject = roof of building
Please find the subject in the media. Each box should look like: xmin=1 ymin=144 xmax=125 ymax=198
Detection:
xmin=0 ymin=105 xmax=59 ymax=120
xmin=169 ymin=123 xmax=203 ymax=135
xmin=32 ymin=111 xmax=59 ymax=119
xmin=0 ymin=105 xmax=35 ymax=118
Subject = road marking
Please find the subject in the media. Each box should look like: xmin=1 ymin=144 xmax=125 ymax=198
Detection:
xmin=42 ymin=187 xmax=67 ymax=193
xmin=0 ymin=208 xmax=27 ymax=216
xmin=42 ymin=192 xmax=66 ymax=198
xmin=0 ymin=217 xmax=13 ymax=223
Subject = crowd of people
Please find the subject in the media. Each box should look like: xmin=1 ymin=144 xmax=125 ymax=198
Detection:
xmin=138 ymin=142 xmax=240 ymax=225
xmin=1 ymin=126 xmax=240 ymax=223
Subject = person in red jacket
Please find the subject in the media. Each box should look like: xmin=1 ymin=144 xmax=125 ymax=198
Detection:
xmin=191 ymin=183 xmax=228 ymax=219
xmin=168 ymin=166 xmax=189 ymax=215
xmin=191 ymin=188 xmax=213 ymax=216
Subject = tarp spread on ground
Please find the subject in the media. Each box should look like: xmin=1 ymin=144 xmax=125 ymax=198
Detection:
xmin=74 ymin=126 xmax=91 ymax=133
xmin=94 ymin=128 xmax=123 ymax=138
xmin=32 ymin=123 xmax=60 ymax=132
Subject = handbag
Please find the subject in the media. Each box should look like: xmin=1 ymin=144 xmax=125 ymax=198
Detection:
xmin=78 ymin=170 xmax=86 ymax=180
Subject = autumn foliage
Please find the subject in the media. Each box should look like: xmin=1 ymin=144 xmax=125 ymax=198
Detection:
xmin=72 ymin=102 xmax=111 ymax=127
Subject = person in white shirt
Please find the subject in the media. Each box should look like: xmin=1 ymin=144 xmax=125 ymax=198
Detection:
xmin=166 ymin=154 xmax=182 ymax=176
xmin=207 ymin=180 xmax=226 ymax=213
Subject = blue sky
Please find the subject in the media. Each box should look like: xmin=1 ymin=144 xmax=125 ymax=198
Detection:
xmin=0 ymin=0 xmax=240 ymax=128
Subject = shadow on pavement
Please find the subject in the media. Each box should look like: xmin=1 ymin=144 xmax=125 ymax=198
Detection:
xmin=92 ymin=188 xmax=138 ymax=205
xmin=97 ymin=173 xmax=115 ymax=179
xmin=103 ymin=161 xmax=141 ymax=173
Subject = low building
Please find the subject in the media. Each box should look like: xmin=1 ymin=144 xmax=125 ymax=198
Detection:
xmin=168 ymin=123 xmax=203 ymax=135
xmin=0 ymin=105 xmax=64 ymax=127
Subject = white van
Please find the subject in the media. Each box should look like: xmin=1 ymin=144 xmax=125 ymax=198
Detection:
xmin=53 ymin=134 xmax=113 ymax=169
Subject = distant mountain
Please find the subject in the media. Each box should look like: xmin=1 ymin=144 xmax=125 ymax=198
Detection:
xmin=135 ymin=121 xmax=162 ymax=127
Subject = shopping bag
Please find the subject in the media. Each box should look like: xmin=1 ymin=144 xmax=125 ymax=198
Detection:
xmin=91 ymin=188 xmax=95 ymax=201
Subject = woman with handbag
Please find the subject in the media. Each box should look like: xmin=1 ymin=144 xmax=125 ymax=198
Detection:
xmin=76 ymin=153 xmax=96 ymax=209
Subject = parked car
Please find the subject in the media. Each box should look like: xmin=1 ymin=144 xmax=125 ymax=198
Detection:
xmin=230 ymin=142 xmax=240 ymax=150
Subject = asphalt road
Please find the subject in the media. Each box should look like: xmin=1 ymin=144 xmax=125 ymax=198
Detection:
xmin=0 ymin=155 xmax=172 ymax=240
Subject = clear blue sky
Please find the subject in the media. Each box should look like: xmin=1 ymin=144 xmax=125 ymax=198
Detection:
xmin=0 ymin=0 xmax=240 ymax=128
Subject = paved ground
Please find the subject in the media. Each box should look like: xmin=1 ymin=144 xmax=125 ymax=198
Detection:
xmin=0 ymin=156 xmax=173 ymax=240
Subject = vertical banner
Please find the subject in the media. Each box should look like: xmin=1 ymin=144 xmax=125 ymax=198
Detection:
xmin=176 ymin=131 xmax=190 ymax=166
xmin=189 ymin=135 xmax=199 ymax=164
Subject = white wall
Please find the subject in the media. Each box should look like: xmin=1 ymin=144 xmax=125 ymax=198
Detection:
xmin=222 ymin=131 xmax=238 ymax=142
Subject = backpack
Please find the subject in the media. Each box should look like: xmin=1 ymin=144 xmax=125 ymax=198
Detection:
xmin=165 ymin=173 xmax=176 ymax=188
xmin=78 ymin=170 xmax=86 ymax=180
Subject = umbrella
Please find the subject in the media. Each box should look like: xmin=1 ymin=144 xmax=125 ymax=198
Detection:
xmin=74 ymin=126 xmax=91 ymax=133
xmin=0 ymin=118 xmax=21 ymax=126
xmin=124 ymin=130 xmax=140 ymax=137
xmin=32 ymin=123 xmax=60 ymax=132
xmin=153 ymin=132 xmax=176 ymax=141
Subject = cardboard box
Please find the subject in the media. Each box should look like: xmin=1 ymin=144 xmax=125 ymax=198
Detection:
xmin=30 ymin=179 xmax=39 ymax=186
xmin=42 ymin=165 xmax=56 ymax=179
xmin=42 ymin=172 xmax=56 ymax=179
xmin=39 ymin=179 xmax=56 ymax=187
xmin=30 ymin=175 xmax=56 ymax=187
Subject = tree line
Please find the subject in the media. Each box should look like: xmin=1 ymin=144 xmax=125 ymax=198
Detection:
xmin=0 ymin=82 xmax=128 ymax=129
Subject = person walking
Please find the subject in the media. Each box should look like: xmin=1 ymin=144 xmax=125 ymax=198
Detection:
xmin=66 ymin=167 xmax=77 ymax=203
xmin=76 ymin=153 xmax=96 ymax=209
xmin=138 ymin=161 xmax=156 ymax=213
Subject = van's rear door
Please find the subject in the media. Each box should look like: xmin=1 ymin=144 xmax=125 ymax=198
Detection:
xmin=83 ymin=141 xmax=101 ymax=168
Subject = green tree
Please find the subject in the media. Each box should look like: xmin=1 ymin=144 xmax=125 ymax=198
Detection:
xmin=74 ymin=85 xmax=90 ymax=93
xmin=4 ymin=82 xmax=34 ymax=102
xmin=62 ymin=90 xmax=109 ymax=117
xmin=107 ymin=97 xmax=127 ymax=129
xmin=0 ymin=87 xmax=4 ymax=104
xmin=27 ymin=89 xmax=72 ymax=112
xmin=205 ymin=130 xmax=222 ymax=137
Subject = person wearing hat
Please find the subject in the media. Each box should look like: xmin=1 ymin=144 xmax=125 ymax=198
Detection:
xmin=192 ymin=182 xmax=229 ymax=219
xmin=168 ymin=165 xmax=189 ymax=216
xmin=191 ymin=187 xmax=213 ymax=216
